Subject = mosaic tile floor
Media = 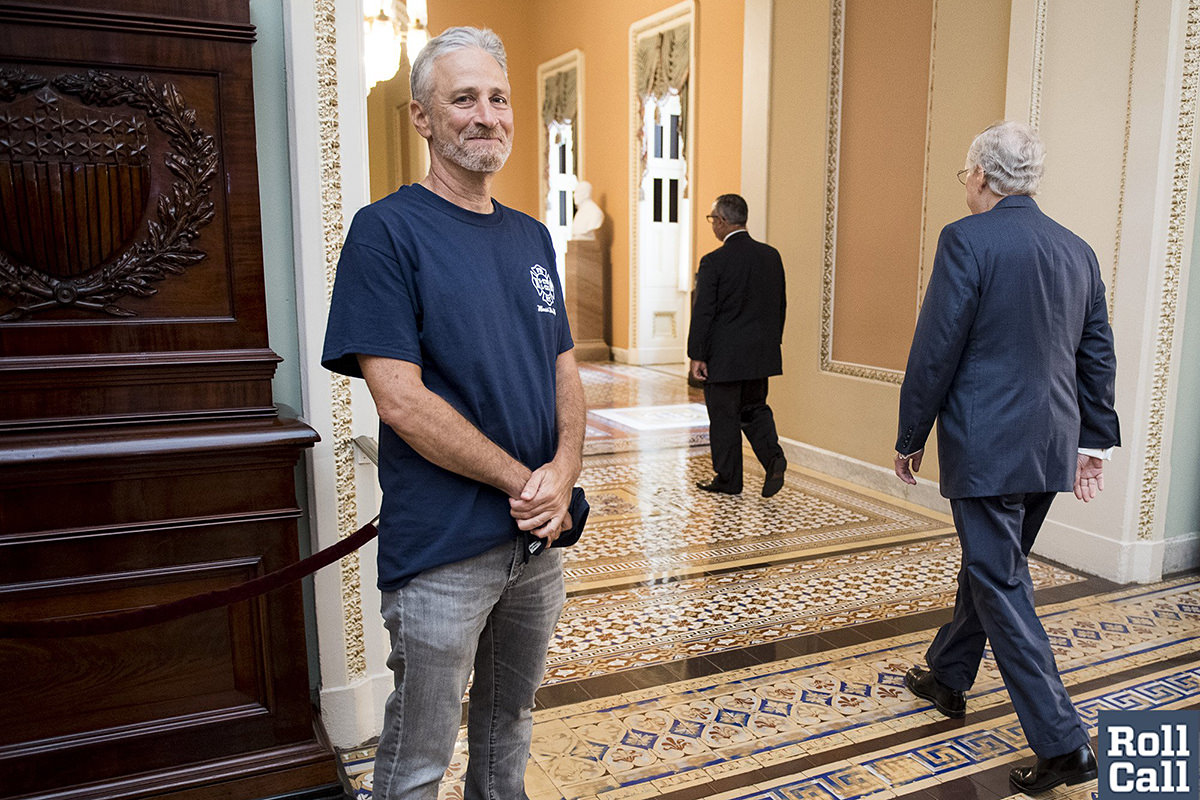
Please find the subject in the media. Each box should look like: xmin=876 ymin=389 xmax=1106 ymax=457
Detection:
xmin=580 ymin=363 xmax=701 ymax=410
xmin=567 ymin=449 xmax=952 ymax=588
xmin=336 ymin=362 xmax=1200 ymax=800
xmin=527 ymin=578 xmax=1200 ymax=800
xmin=544 ymin=538 xmax=1079 ymax=684
xmin=590 ymin=403 xmax=710 ymax=432
xmin=580 ymin=363 xmax=708 ymax=455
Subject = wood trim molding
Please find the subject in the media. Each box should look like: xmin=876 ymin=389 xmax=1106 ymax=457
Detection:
xmin=0 ymin=2 xmax=257 ymax=42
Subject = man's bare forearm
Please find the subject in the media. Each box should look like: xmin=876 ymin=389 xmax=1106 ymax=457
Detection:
xmin=508 ymin=349 xmax=587 ymax=538
xmin=359 ymin=355 xmax=531 ymax=497
xmin=552 ymin=349 xmax=586 ymax=482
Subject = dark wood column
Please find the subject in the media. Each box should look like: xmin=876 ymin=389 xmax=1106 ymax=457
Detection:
xmin=0 ymin=2 xmax=337 ymax=798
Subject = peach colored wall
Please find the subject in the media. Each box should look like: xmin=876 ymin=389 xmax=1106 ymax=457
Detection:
xmin=427 ymin=1 xmax=540 ymax=214
xmin=767 ymin=0 xmax=1010 ymax=475
xmin=831 ymin=0 xmax=931 ymax=371
xmin=425 ymin=0 xmax=744 ymax=350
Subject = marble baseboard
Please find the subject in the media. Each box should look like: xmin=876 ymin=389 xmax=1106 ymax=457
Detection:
xmin=779 ymin=437 xmax=950 ymax=515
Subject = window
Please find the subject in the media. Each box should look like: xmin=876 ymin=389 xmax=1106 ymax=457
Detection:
xmin=643 ymin=93 xmax=684 ymax=226
xmin=537 ymin=52 xmax=583 ymax=291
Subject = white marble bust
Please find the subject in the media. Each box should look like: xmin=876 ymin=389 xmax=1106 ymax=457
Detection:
xmin=571 ymin=180 xmax=604 ymax=240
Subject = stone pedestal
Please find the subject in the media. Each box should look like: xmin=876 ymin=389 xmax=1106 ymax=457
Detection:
xmin=564 ymin=238 xmax=611 ymax=361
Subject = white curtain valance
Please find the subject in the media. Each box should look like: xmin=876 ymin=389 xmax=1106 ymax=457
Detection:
xmin=634 ymin=22 xmax=690 ymax=183
xmin=635 ymin=24 xmax=690 ymax=103
xmin=542 ymin=66 xmax=578 ymax=126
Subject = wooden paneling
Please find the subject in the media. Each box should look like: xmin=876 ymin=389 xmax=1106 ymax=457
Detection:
xmin=565 ymin=239 xmax=612 ymax=361
xmin=0 ymin=1 xmax=274 ymax=423
xmin=0 ymin=2 xmax=336 ymax=798
xmin=0 ymin=426 xmax=324 ymax=797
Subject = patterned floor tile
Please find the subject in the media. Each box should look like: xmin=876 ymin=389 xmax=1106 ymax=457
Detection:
xmin=546 ymin=537 xmax=1081 ymax=684
xmin=727 ymin=661 xmax=1200 ymax=800
xmin=580 ymin=364 xmax=708 ymax=455
xmin=580 ymin=362 xmax=700 ymax=410
xmin=341 ymin=578 xmax=1200 ymax=800
xmin=567 ymin=449 xmax=953 ymax=588
xmin=335 ymin=365 xmax=1200 ymax=800
xmin=582 ymin=418 xmax=709 ymax=456
xmin=526 ymin=578 xmax=1200 ymax=800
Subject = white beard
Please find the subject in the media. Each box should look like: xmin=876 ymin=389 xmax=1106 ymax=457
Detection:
xmin=434 ymin=125 xmax=512 ymax=173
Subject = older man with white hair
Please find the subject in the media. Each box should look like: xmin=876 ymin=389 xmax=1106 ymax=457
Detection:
xmin=322 ymin=26 xmax=586 ymax=800
xmin=893 ymin=121 xmax=1120 ymax=794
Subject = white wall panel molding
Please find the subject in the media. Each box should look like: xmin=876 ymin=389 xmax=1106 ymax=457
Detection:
xmin=1010 ymin=0 xmax=1200 ymax=583
xmin=282 ymin=0 xmax=388 ymax=748
xmin=741 ymin=0 xmax=772 ymax=242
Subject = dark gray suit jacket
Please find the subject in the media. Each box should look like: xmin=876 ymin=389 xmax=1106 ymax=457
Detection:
xmin=896 ymin=195 xmax=1120 ymax=499
xmin=687 ymin=231 xmax=786 ymax=383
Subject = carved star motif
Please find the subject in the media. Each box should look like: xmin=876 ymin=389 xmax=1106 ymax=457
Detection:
xmin=80 ymin=139 xmax=108 ymax=161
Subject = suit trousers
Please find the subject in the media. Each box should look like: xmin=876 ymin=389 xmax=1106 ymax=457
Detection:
xmin=926 ymin=493 xmax=1088 ymax=759
xmin=703 ymin=377 xmax=784 ymax=493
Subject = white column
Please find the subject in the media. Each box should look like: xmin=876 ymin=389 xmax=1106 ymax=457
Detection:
xmin=282 ymin=0 xmax=390 ymax=747
xmin=1007 ymin=0 xmax=1200 ymax=583
xmin=741 ymin=0 xmax=773 ymax=241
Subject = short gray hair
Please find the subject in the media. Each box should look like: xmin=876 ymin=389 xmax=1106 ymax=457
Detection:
xmin=966 ymin=121 xmax=1045 ymax=196
xmin=410 ymin=27 xmax=507 ymax=109
xmin=713 ymin=194 xmax=748 ymax=225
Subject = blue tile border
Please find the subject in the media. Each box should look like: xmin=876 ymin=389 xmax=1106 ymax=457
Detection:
xmin=732 ymin=666 xmax=1200 ymax=800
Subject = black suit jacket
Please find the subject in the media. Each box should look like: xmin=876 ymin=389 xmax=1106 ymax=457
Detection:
xmin=687 ymin=231 xmax=786 ymax=383
xmin=896 ymin=195 xmax=1120 ymax=499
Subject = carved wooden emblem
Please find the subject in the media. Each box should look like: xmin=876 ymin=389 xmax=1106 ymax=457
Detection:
xmin=0 ymin=68 xmax=216 ymax=319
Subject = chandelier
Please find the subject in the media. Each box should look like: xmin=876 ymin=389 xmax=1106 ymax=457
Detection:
xmin=363 ymin=0 xmax=429 ymax=90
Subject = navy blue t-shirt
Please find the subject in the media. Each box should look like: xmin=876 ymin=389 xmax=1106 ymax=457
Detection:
xmin=321 ymin=184 xmax=573 ymax=590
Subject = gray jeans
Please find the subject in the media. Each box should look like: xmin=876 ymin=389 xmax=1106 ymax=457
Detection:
xmin=372 ymin=538 xmax=565 ymax=800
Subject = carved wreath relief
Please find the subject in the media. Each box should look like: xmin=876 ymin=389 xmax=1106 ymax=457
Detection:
xmin=0 ymin=67 xmax=216 ymax=320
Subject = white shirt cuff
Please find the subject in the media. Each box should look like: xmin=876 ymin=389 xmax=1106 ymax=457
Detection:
xmin=1078 ymin=446 xmax=1114 ymax=460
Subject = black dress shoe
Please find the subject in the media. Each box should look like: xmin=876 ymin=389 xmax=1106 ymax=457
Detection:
xmin=762 ymin=455 xmax=787 ymax=497
xmin=696 ymin=479 xmax=740 ymax=495
xmin=1009 ymin=744 xmax=1097 ymax=794
xmin=904 ymin=665 xmax=966 ymax=718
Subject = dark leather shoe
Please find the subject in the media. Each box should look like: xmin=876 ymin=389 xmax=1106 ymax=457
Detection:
xmin=1009 ymin=744 xmax=1097 ymax=794
xmin=696 ymin=479 xmax=740 ymax=495
xmin=905 ymin=666 xmax=965 ymax=718
xmin=762 ymin=455 xmax=787 ymax=497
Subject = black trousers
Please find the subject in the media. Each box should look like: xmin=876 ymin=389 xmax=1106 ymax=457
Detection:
xmin=926 ymin=492 xmax=1088 ymax=759
xmin=702 ymin=377 xmax=784 ymax=493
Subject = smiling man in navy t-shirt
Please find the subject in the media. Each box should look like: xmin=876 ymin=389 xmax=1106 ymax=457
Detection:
xmin=321 ymin=27 xmax=585 ymax=800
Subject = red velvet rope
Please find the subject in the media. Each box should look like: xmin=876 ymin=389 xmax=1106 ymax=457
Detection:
xmin=0 ymin=520 xmax=379 ymax=639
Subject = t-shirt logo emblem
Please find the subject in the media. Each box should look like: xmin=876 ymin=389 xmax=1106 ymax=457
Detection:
xmin=530 ymin=264 xmax=556 ymax=312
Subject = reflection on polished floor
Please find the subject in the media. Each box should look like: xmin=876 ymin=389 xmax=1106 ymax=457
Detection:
xmin=339 ymin=362 xmax=1200 ymax=800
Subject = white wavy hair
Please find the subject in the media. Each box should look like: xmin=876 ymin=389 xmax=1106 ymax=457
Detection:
xmin=410 ymin=26 xmax=507 ymax=109
xmin=966 ymin=121 xmax=1045 ymax=196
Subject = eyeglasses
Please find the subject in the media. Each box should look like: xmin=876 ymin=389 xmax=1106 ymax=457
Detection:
xmin=706 ymin=214 xmax=724 ymax=223
xmin=956 ymin=169 xmax=970 ymax=185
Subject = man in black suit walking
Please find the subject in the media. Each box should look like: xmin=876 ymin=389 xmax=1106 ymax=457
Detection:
xmin=688 ymin=194 xmax=787 ymax=497
xmin=894 ymin=121 xmax=1120 ymax=794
